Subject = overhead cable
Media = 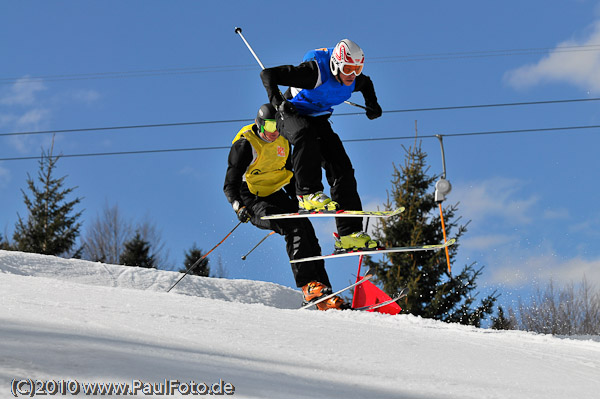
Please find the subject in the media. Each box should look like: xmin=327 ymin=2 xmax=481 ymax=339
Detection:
xmin=3 ymin=44 xmax=600 ymax=85
xmin=1 ymin=123 xmax=598 ymax=162
xmin=2 ymin=97 xmax=600 ymax=138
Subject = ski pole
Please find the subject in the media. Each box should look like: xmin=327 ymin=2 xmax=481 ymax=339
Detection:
xmin=167 ymin=221 xmax=242 ymax=293
xmin=235 ymin=27 xmax=266 ymax=69
xmin=241 ymin=230 xmax=275 ymax=260
xmin=344 ymin=100 xmax=368 ymax=110
xmin=234 ymin=27 xmax=368 ymax=111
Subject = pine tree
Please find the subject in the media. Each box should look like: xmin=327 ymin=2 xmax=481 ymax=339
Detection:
xmin=13 ymin=146 xmax=82 ymax=256
xmin=364 ymin=143 xmax=497 ymax=327
xmin=0 ymin=233 xmax=11 ymax=250
xmin=180 ymin=244 xmax=210 ymax=277
xmin=491 ymin=306 xmax=515 ymax=330
xmin=119 ymin=232 xmax=155 ymax=268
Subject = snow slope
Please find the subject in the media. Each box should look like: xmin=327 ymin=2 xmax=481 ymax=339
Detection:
xmin=1 ymin=250 xmax=599 ymax=399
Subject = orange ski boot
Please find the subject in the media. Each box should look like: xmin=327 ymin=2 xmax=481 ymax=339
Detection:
xmin=302 ymin=281 xmax=349 ymax=311
xmin=315 ymin=295 xmax=349 ymax=311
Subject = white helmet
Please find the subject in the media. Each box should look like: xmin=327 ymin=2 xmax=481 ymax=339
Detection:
xmin=330 ymin=39 xmax=365 ymax=76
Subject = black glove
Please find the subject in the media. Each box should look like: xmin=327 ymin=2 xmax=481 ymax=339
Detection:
xmin=366 ymin=102 xmax=382 ymax=120
xmin=276 ymin=100 xmax=297 ymax=116
xmin=232 ymin=200 xmax=251 ymax=223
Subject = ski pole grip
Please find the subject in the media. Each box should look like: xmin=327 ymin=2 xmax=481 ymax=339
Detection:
xmin=234 ymin=27 xmax=242 ymax=34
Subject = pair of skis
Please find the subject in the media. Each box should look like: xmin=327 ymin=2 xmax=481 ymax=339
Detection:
xmin=291 ymin=238 xmax=456 ymax=263
xmin=300 ymin=271 xmax=409 ymax=311
xmin=262 ymin=206 xmax=456 ymax=263
xmin=261 ymin=206 xmax=406 ymax=220
xmin=262 ymin=206 xmax=454 ymax=311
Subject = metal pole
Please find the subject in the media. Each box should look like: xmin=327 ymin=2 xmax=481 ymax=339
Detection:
xmin=435 ymin=134 xmax=447 ymax=179
xmin=167 ymin=221 xmax=242 ymax=293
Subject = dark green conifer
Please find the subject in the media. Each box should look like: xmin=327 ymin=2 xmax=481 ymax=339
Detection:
xmin=13 ymin=147 xmax=82 ymax=256
xmin=0 ymin=233 xmax=11 ymax=250
xmin=364 ymin=143 xmax=497 ymax=326
xmin=119 ymin=232 xmax=155 ymax=268
xmin=180 ymin=244 xmax=210 ymax=277
xmin=491 ymin=306 xmax=515 ymax=330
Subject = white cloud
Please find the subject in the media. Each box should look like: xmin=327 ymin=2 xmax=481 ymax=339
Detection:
xmin=488 ymin=249 xmax=600 ymax=288
xmin=461 ymin=234 xmax=515 ymax=251
xmin=0 ymin=77 xmax=46 ymax=106
xmin=454 ymin=177 xmax=539 ymax=227
xmin=452 ymin=178 xmax=600 ymax=292
xmin=569 ymin=215 xmax=600 ymax=233
xmin=505 ymin=20 xmax=600 ymax=93
xmin=545 ymin=256 xmax=600 ymax=283
xmin=1 ymin=77 xmax=99 ymax=155
xmin=6 ymin=108 xmax=51 ymax=154
xmin=0 ymin=77 xmax=52 ymax=154
xmin=0 ymin=77 xmax=96 ymax=155
xmin=543 ymin=208 xmax=570 ymax=220
xmin=16 ymin=108 xmax=50 ymax=128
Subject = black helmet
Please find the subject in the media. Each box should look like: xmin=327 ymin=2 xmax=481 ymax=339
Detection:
xmin=256 ymin=103 xmax=277 ymax=131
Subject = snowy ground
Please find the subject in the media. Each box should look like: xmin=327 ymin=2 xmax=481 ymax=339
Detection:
xmin=1 ymin=250 xmax=599 ymax=399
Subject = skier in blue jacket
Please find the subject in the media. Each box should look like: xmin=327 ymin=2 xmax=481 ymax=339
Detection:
xmin=260 ymin=39 xmax=383 ymax=252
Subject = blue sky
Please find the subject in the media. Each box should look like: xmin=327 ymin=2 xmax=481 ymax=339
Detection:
xmin=2 ymin=1 xmax=600 ymax=310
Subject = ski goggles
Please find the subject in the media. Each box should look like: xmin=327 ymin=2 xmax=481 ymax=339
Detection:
xmin=340 ymin=63 xmax=363 ymax=76
xmin=261 ymin=119 xmax=277 ymax=133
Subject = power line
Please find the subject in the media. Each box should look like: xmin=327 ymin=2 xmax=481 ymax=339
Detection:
xmin=4 ymin=44 xmax=600 ymax=85
xmin=2 ymin=97 xmax=600 ymax=138
xmin=370 ymin=43 xmax=600 ymax=63
xmin=0 ymin=145 xmax=231 ymax=161
xmin=383 ymin=97 xmax=600 ymax=114
xmin=345 ymin=124 xmax=600 ymax=142
xmin=0 ymin=119 xmax=253 ymax=137
xmin=0 ymin=65 xmax=258 ymax=85
xmin=1 ymin=123 xmax=598 ymax=162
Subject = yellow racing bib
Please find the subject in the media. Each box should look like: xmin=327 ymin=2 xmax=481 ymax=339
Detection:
xmin=232 ymin=125 xmax=293 ymax=197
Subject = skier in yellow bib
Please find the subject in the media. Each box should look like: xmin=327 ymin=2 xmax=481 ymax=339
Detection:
xmin=223 ymin=104 xmax=348 ymax=310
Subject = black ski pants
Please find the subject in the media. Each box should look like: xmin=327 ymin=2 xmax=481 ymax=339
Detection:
xmin=243 ymin=188 xmax=331 ymax=288
xmin=276 ymin=112 xmax=363 ymax=236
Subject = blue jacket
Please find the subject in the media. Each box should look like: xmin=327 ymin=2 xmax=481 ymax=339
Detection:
xmin=289 ymin=48 xmax=355 ymax=116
